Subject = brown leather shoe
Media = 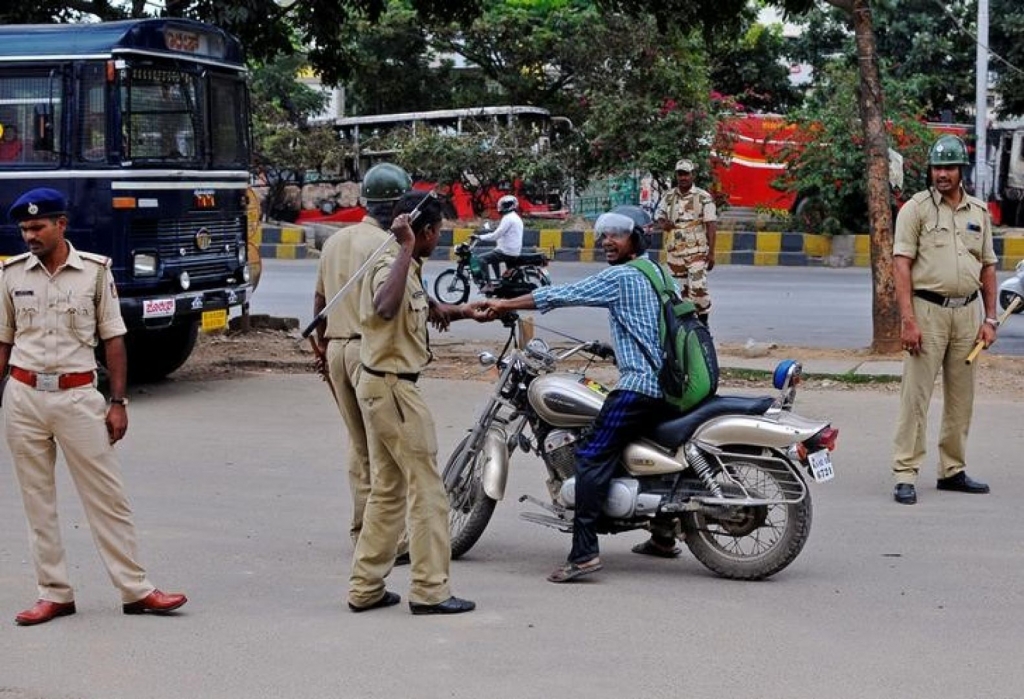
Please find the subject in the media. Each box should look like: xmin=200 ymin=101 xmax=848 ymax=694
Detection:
xmin=123 ymin=589 xmax=187 ymax=615
xmin=15 ymin=599 xmax=76 ymax=626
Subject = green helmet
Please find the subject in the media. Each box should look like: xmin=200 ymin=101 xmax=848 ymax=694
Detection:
xmin=360 ymin=163 xmax=412 ymax=202
xmin=928 ymin=135 xmax=970 ymax=167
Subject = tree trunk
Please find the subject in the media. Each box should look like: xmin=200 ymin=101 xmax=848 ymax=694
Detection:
xmin=850 ymin=0 xmax=899 ymax=353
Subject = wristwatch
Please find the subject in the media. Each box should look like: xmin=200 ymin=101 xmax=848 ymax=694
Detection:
xmin=109 ymin=397 xmax=129 ymax=407
xmin=984 ymin=317 xmax=1000 ymax=328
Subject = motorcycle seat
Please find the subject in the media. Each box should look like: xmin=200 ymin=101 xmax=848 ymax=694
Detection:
xmin=506 ymin=253 xmax=547 ymax=267
xmin=647 ymin=395 xmax=776 ymax=450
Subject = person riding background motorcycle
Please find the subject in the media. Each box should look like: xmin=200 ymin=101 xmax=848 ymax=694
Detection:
xmin=473 ymin=194 xmax=523 ymax=290
xmin=480 ymin=206 xmax=680 ymax=582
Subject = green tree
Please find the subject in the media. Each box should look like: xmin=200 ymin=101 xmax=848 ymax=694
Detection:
xmin=249 ymin=56 xmax=343 ymax=220
xmin=991 ymin=0 xmax=1024 ymax=118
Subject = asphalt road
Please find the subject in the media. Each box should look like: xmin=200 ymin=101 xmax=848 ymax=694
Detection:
xmin=1 ymin=374 xmax=1022 ymax=699
xmin=252 ymin=258 xmax=1024 ymax=355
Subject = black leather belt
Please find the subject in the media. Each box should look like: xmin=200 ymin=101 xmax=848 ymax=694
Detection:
xmin=361 ymin=365 xmax=419 ymax=383
xmin=913 ymin=290 xmax=978 ymax=308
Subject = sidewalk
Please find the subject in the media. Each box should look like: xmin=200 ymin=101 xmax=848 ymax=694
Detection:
xmin=719 ymin=354 xmax=904 ymax=378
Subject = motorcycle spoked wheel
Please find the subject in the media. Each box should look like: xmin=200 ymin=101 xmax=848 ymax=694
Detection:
xmin=444 ymin=435 xmax=498 ymax=559
xmin=434 ymin=269 xmax=471 ymax=305
xmin=682 ymin=455 xmax=812 ymax=581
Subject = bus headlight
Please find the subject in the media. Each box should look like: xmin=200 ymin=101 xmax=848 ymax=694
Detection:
xmin=241 ymin=264 xmax=251 ymax=283
xmin=179 ymin=271 xmax=191 ymax=291
xmin=236 ymin=239 xmax=247 ymax=266
xmin=133 ymin=252 xmax=157 ymax=276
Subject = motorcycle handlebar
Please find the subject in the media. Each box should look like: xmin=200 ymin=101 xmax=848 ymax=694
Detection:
xmin=586 ymin=342 xmax=617 ymax=361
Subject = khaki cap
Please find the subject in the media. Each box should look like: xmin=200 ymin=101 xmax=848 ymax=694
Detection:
xmin=674 ymin=159 xmax=695 ymax=173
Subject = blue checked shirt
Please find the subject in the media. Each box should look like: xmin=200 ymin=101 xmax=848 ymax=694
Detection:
xmin=532 ymin=263 xmax=672 ymax=398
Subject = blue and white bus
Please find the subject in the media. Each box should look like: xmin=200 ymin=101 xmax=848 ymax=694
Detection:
xmin=0 ymin=18 xmax=254 ymax=381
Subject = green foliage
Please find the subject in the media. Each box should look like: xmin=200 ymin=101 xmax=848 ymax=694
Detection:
xmin=786 ymin=1 xmax=978 ymax=122
xmin=777 ymin=64 xmax=933 ymax=235
xmin=249 ymin=57 xmax=343 ymax=219
xmin=362 ymin=123 xmax=569 ymax=216
xmin=991 ymin=0 xmax=1024 ymax=118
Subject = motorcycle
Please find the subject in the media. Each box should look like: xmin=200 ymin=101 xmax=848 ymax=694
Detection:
xmin=433 ymin=233 xmax=550 ymax=304
xmin=999 ymin=259 xmax=1024 ymax=315
xmin=442 ymin=314 xmax=839 ymax=580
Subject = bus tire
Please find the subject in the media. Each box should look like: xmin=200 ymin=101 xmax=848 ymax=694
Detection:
xmin=125 ymin=320 xmax=200 ymax=383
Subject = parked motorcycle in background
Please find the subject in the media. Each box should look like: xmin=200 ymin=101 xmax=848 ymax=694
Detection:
xmin=999 ymin=260 xmax=1024 ymax=315
xmin=433 ymin=226 xmax=551 ymax=304
xmin=442 ymin=313 xmax=839 ymax=580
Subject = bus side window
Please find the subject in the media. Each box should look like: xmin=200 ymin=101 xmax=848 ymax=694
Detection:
xmin=0 ymin=123 xmax=23 ymax=162
xmin=33 ymin=104 xmax=54 ymax=151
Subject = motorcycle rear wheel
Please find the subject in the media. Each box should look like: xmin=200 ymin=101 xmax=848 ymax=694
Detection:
xmin=523 ymin=268 xmax=550 ymax=288
xmin=444 ymin=435 xmax=498 ymax=558
xmin=682 ymin=455 xmax=812 ymax=580
xmin=434 ymin=269 xmax=471 ymax=305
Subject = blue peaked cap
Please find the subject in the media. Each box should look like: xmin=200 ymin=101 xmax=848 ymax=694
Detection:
xmin=8 ymin=187 xmax=68 ymax=223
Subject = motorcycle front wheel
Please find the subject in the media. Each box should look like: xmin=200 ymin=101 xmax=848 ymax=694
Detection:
xmin=682 ymin=454 xmax=812 ymax=581
xmin=444 ymin=435 xmax=497 ymax=558
xmin=434 ymin=269 xmax=471 ymax=305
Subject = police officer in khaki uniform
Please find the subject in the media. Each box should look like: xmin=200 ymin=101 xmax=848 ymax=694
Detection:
xmin=0 ymin=188 xmax=186 ymax=625
xmin=654 ymin=158 xmax=717 ymax=325
xmin=892 ymin=136 xmax=998 ymax=505
xmin=314 ymin=163 xmax=411 ymax=561
xmin=347 ymin=191 xmax=483 ymax=615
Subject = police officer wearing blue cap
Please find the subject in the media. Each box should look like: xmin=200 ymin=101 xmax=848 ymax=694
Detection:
xmin=0 ymin=187 xmax=187 ymax=625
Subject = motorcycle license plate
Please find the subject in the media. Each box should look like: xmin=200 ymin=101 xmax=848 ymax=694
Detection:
xmin=808 ymin=449 xmax=835 ymax=483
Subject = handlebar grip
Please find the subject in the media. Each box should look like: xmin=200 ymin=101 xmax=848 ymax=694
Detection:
xmin=500 ymin=311 xmax=520 ymax=328
xmin=586 ymin=342 xmax=616 ymax=361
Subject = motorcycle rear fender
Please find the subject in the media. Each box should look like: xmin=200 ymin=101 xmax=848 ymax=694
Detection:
xmin=480 ymin=427 xmax=510 ymax=501
xmin=692 ymin=411 xmax=828 ymax=450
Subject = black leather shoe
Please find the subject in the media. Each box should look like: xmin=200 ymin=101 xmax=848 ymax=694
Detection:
xmin=893 ymin=483 xmax=917 ymax=505
xmin=348 ymin=590 xmax=401 ymax=613
xmin=409 ymin=596 xmax=476 ymax=615
xmin=937 ymin=472 xmax=990 ymax=494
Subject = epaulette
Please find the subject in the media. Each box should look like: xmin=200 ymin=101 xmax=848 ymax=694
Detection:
xmin=0 ymin=252 xmax=31 ymax=270
xmin=909 ymin=190 xmax=935 ymax=205
xmin=79 ymin=251 xmax=112 ymax=268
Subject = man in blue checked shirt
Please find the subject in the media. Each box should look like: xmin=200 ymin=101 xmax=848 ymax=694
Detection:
xmin=481 ymin=206 xmax=677 ymax=583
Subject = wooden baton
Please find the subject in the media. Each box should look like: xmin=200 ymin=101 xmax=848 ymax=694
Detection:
xmin=965 ymin=295 xmax=1022 ymax=364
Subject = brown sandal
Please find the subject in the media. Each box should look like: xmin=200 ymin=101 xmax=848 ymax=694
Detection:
xmin=547 ymin=559 xmax=603 ymax=583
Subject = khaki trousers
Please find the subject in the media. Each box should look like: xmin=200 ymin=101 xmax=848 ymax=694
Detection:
xmin=349 ymin=373 xmax=451 ymax=607
xmin=327 ymin=339 xmax=408 ymax=555
xmin=3 ymin=379 xmax=154 ymax=604
xmin=892 ymin=297 xmax=979 ymax=484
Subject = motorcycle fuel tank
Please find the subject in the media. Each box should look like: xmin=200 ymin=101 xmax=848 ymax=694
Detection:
xmin=528 ymin=374 xmax=607 ymax=427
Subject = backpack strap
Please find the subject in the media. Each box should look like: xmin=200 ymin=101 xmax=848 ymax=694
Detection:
xmin=622 ymin=258 xmax=668 ymax=372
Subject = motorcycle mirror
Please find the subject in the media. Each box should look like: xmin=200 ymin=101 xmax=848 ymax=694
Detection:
xmin=478 ymin=351 xmax=498 ymax=367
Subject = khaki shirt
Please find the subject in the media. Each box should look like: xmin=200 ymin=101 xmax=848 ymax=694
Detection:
xmin=654 ymin=185 xmax=718 ymax=233
xmin=358 ymin=246 xmax=431 ymax=375
xmin=0 ymin=242 xmax=126 ymax=373
xmin=315 ymin=216 xmax=390 ymax=340
xmin=893 ymin=187 xmax=997 ymax=297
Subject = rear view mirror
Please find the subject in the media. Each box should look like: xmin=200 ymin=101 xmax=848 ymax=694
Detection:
xmin=33 ymin=104 xmax=54 ymax=151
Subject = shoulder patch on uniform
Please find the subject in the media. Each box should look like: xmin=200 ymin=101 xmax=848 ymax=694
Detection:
xmin=79 ymin=251 xmax=112 ymax=267
xmin=0 ymin=252 xmax=31 ymax=270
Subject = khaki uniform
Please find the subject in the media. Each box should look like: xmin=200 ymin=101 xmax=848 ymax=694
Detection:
xmin=892 ymin=187 xmax=997 ymax=484
xmin=348 ymin=247 xmax=451 ymax=608
xmin=315 ymin=217 xmax=406 ymax=554
xmin=0 ymin=245 xmax=154 ymax=604
xmin=655 ymin=186 xmax=717 ymax=313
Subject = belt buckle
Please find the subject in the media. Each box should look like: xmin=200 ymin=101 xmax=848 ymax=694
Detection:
xmin=947 ymin=297 xmax=967 ymax=308
xmin=36 ymin=373 xmax=60 ymax=391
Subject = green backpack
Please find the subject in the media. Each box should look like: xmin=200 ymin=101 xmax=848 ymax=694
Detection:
xmin=626 ymin=258 xmax=719 ymax=412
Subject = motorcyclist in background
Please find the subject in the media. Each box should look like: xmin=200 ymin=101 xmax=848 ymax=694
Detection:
xmin=474 ymin=194 xmax=523 ymax=290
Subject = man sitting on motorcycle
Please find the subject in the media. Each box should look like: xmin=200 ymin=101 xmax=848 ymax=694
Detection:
xmin=473 ymin=194 xmax=523 ymax=290
xmin=480 ymin=206 xmax=679 ymax=582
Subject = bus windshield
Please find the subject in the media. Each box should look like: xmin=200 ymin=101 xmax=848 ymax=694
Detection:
xmin=120 ymin=64 xmax=247 ymax=167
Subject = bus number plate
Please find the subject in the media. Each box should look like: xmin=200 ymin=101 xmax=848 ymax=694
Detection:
xmin=201 ymin=309 xmax=228 ymax=332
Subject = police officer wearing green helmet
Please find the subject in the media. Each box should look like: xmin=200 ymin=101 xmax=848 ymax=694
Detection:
xmin=313 ymin=162 xmax=413 ymax=560
xmin=891 ymin=135 xmax=998 ymax=505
